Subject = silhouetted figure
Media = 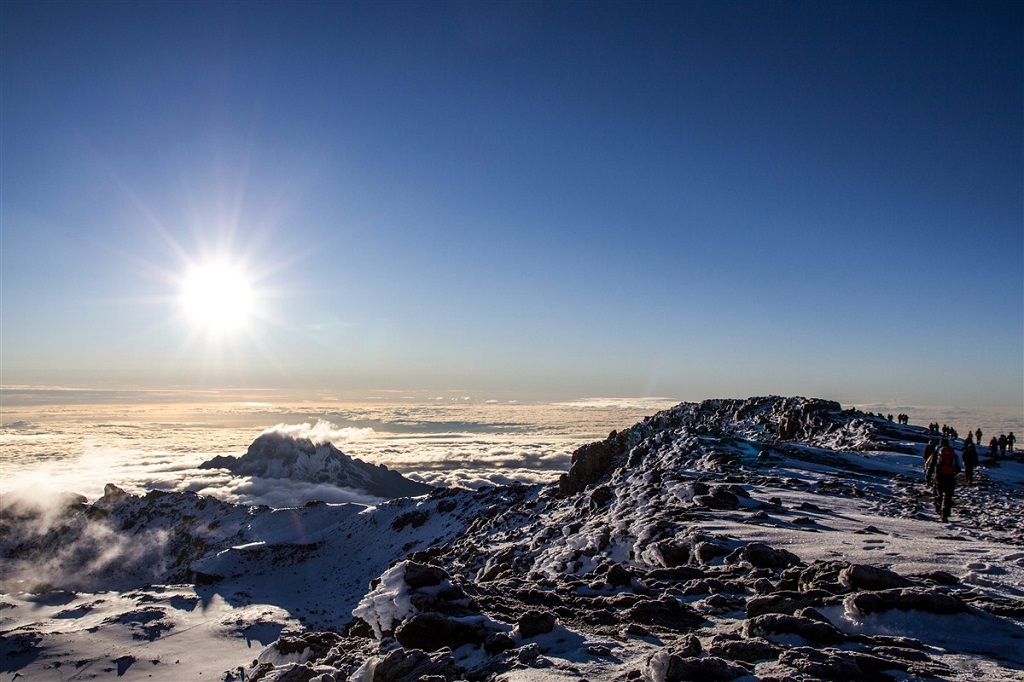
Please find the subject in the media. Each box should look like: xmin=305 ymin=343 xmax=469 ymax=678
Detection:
xmin=1009 ymin=432 xmax=1016 ymax=453
xmin=975 ymin=428 xmax=982 ymax=445
xmin=926 ymin=438 xmax=960 ymax=522
xmin=923 ymin=439 xmax=938 ymax=469
xmin=998 ymin=434 xmax=1008 ymax=456
xmin=962 ymin=441 xmax=978 ymax=485
xmin=989 ymin=436 xmax=1000 ymax=457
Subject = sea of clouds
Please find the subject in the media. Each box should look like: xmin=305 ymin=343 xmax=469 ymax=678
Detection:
xmin=1 ymin=397 xmax=1020 ymax=510
xmin=0 ymin=398 xmax=678 ymax=508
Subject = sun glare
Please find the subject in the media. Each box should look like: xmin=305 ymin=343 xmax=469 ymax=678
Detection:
xmin=179 ymin=261 xmax=256 ymax=335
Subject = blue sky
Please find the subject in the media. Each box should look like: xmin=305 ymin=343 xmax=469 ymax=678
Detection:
xmin=2 ymin=1 xmax=1021 ymax=408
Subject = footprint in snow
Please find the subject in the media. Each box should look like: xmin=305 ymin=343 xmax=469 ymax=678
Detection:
xmin=1002 ymin=552 xmax=1024 ymax=566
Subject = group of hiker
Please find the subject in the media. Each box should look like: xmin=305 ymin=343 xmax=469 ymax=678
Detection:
xmin=921 ymin=424 xmax=1017 ymax=524
xmin=983 ymin=431 xmax=1016 ymax=457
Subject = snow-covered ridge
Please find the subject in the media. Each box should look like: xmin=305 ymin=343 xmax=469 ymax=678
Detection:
xmin=2 ymin=395 xmax=1023 ymax=681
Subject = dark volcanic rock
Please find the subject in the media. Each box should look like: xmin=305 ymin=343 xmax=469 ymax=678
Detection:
xmin=660 ymin=654 xmax=750 ymax=682
xmin=840 ymin=564 xmax=915 ymax=591
xmin=395 ymin=612 xmax=488 ymax=652
xmin=403 ymin=562 xmax=448 ymax=589
xmin=777 ymin=646 xmax=865 ymax=679
xmin=647 ymin=539 xmax=692 ymax=568
xmin=627 ymin=597 xmax=705 ymax=632
xmin=370 ymin=648 xmax=461 ymax=682
xmin=743 ymin=613 xmax=847 ymax=644
xmin=734 ymin=542 xmax=803 ymax=570
xmin=846 ymin=588 xmax=970 ymax=616
xmin=708 ymin=635 xmax=778 ymax=663
xmin=517 ymin=610 xmax=557 ymax=638
xmin=558 ymin=429 xmax=636 ymax=496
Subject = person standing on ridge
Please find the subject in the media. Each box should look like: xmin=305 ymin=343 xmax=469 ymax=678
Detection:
xmin=962 ymin=439 xmax=978 ymax=485
xmin=975 ymin=427 xmax=982 ymax=445
xmin=926 ymin=438 xmax=960 ymax=522
xmin=923 ymin=439 xmax=938 ymax=476
xmin=1009 ymin=432 xmax=1016 ymax=453
xmin=989 ymin=436 xmax=1000 ymax=457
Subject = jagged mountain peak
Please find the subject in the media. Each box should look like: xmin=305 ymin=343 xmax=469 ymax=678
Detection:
xmin=199 ymin=429 xmax=435 ymax=500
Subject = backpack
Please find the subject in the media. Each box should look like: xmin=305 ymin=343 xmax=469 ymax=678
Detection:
xmin=938 ymin=446 xmax=956 ymax=476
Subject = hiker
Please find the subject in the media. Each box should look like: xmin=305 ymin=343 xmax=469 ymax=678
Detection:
xmin=989 ymin=436 xmax=1000 ymax=457
xmin=962 ymin=440 xmax=978 ymax=485
xmin=1009 ymin=432 xmax=1016 ymax=453
xmin=923 ymin=439 xmax=938 ymax=472
xmin=975 ymin=427 xmax=982 ymax=445
xmin=926 ymin=438 xmax=960 ymax=522
xmin=998 ymin=434 xmax=1008 ymax=456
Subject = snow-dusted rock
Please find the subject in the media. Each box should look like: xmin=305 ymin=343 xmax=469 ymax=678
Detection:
xmin=200 ymin=431 xmax=434 ymax=499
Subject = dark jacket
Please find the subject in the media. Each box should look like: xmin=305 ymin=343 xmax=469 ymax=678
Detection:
xmin=962 ymin=443 xmax=978 ymax=467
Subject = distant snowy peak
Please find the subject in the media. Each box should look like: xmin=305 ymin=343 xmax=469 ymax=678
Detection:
xmin=199 ymin=431 xmax=434 ymax=500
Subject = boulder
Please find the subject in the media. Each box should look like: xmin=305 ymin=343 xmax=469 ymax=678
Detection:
xmin=627 ymin=597 xmax=705 ymax=632
xmin=517 ymin=610 xmax=557 ymax=638
xmin=403 ymin=562 xmax=448 ymax=589
xmin=647 ymin=539 xmax=691 ymax=568
xmin=370 ymin=648 xmax=460 ymax=682
xmin=745 ymin=590 xmax=836 ymax=618
xmin=840 ymin=564 xmax=914 ymax=591
xmin=394 ymin=613 xmax=488 ymax=652
xmin=845 ymin=588 xmax=969 ymax=617
xmin=662 ymin=655 xmax=750 ymax=682
xmin=743 ymin=613 xmax=846 ymax=645
xmin=708 ymin=635 xmax=778 ymax=663
xmin=737 ymin=542 xmax=802 ymax=570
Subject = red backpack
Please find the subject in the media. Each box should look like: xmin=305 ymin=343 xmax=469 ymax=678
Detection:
xmin=938 ymin=446 xmax=956 ymax=476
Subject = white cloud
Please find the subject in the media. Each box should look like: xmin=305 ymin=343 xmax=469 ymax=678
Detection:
xmin=260 ymin=420 xmax=375 ymax=445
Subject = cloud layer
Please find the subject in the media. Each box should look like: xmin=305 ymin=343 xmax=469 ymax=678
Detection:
xmin=3 ymin=399 xmax=1020 ymax=510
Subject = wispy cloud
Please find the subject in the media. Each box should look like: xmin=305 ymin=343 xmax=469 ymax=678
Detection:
xmin=260 ymin=419 xmax=375 ymax=445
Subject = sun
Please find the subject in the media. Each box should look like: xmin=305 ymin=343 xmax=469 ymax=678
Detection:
xmin=179 ymin=260 xmax=256 ymax=335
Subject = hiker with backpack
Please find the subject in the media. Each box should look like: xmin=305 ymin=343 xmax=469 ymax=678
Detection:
xmin=926 ymin=438 xmax=961 ymax=522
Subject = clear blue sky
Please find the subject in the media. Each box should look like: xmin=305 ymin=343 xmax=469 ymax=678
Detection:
xmin=2 ymin=1 xmax=1022 ymax=408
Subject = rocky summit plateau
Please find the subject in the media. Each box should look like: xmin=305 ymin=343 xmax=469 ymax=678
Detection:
xmin=2 ymin=396 xmax=1023 ymax=681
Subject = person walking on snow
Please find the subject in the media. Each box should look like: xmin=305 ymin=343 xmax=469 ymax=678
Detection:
xmin=923 ymin=439 xmax=937 ymax=469
xmin=926 ymin=438 xmax=961 ymax=523
xmin=1009 ymin=432 xmax=1016 ymax=453
xmin=962 ymin=440 xmax=978 ymax=485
